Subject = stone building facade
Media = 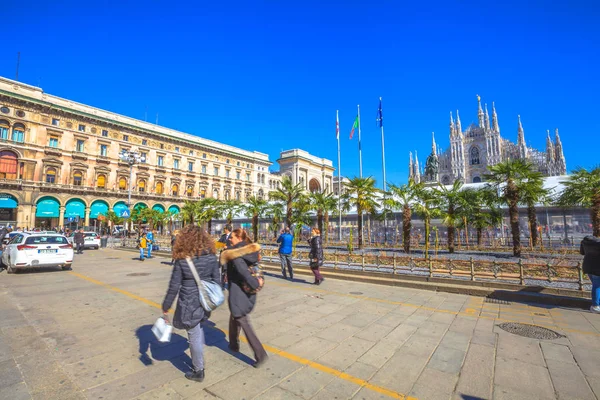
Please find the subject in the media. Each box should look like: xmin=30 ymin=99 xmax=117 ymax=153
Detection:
xmin=409 ymin=96 xmax=567 ymax=185
xmin=0 ymin=77 xmax=332 ymax=229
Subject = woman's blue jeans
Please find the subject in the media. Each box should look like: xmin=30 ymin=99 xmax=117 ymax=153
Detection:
xmin=590 ymin=274 xmax=600 ymax=307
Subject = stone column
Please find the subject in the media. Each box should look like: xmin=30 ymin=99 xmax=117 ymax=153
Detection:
xmin=85 ymin=207 xmax=90 ymax=228
xmin=59 ymin=206 xmax=65 ymax=229
xmin=30 ymin=205 xmax=36 ymax=230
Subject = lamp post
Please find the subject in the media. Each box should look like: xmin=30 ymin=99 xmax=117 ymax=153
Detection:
xmin=119 ymin=148 xmax=146 ymax=232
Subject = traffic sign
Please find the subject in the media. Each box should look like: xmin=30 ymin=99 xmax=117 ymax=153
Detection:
xmin=120 ymin=209 xmax=131 ymax=218
xmin=67 ymin=217 xmax=74 ymax=222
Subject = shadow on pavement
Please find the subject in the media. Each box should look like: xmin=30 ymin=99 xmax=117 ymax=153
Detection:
xmin=136 ymin=320 xmax=255 ymax=373
xmin=264 ymin=271 xmax=313 ymax=285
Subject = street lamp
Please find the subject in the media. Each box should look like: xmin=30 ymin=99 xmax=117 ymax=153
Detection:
xmin=119 ymin=148 xmax=146 ymax=230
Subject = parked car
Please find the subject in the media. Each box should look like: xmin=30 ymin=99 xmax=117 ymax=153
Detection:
xmin=1 ymin=233 xmax=73 ymax=274
xmin=67 ymin=232 xmax=101 ymax=249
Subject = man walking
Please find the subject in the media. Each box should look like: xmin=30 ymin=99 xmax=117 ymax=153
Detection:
xmin=74 ymin=229 xmax=85 ymax=254
xmin=218 ymin=224 xmax=233 ymax=249
xmin=146 ymin=229 xmax=155 ymax=258
xmin=277 ymin=227 xmax=294 ymax=280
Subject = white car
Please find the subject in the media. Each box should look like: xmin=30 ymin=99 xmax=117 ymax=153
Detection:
xmin=67 ymin=232 xmax=101 ymax=249
xmin=1 ymin=233 xmax=73 ymax=274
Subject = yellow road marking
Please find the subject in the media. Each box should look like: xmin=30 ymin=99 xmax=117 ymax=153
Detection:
xmin=68 ymin=271 xmax=415 ymax=400
xmin=266 ymin=280 xmax=600 ymax=337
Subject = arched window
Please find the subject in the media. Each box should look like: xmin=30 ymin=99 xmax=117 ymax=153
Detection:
xmin=441 ymin=176 xmax=450 ymax=185
xmin=12 ymin=123 xmax=25 ymax=143
xmin=235 ymin=191 xmax=241 ymax=201
xmin=46 ymin=168 xmax=57 ymax=183
xmin=156 ymin=181 xmax=164 ymax=194
xmin=138 ymin=179 xmax=146 ymax=192
xmin=96 ymin=174 xmax=106 ymax=188
xmin=200 ymin=188 xmax=206 ymax=199
xmin=0 ymin=150 xmax=18 ymax=179
xmin=225 ymin=191 xmax=230 ymax=200
xmin=172 ymin=184 xmax=179 ymax=196
xmin=470 ymin=147 xmax=480 ymax=165
xmin=473 ymin=176 xmax=482 ymax=183
xmin=258 ymin=189 xmax=264 ymax=200
xmin=261 ymin=175 xmax=265 ymax=184
xmin=186 ymin=186 xmax=193 ymax=197
xmin=73 ymin=171 xmax=83 ymax=186
xmin=118 ymin=177 xmax=127 ymax=190
xmin=0 ymin=120 xmax=9 ymax=140
xmin=213 ymin=189 xmax=219 ymax=199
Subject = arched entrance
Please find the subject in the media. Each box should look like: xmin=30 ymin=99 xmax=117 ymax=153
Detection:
xmin=0 ymin=193 xmax=18 ymax=227
xmin=152 ymin=204 xmax=166 ymax=213
xmin=309 ymin=178 xmax=321 ymax=193
xmin=90 ymin=200 xmax=109 ymax=233
xmin=113 ymin=201 xmax=128 ymax=218
xmin=0 ymin=150 xmax=20 ymax=180
xmin=167 ymin=205 xmax=181 ymax=231
xmin=64 ymin=198 xmax=86 ymax=230
xmin=35 ymin=196 xmax=60 ymax=229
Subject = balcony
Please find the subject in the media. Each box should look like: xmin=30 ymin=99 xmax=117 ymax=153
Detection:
xmin=44 ymin=146 xmax=62 ymax=157
xmin=72 ymin=152 xmax=88 ymax=161
xmin=96 ymin=155 xmax=111 ymax=164
xmin=138 ymin=164 xmax=149 ymax=171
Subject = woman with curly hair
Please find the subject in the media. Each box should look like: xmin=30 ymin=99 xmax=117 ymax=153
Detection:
xmin=162 ymin=225 xmax=220 ymax=382
xmin=220 ymin=228 xmax=268 ymax=368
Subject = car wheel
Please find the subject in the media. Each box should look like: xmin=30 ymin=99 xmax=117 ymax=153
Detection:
xmin=62 ymin=264 xmax=72 ymax=271
xmin=7 ymin=264 xmax=14 ymax=274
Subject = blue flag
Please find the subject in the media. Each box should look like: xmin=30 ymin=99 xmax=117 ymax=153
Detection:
xmin=377 ymin=98 xmax=383 ymax=128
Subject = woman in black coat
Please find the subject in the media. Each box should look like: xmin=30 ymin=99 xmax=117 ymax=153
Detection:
xmin=308 ymin=228 xmax=324 ymax=285
xmin=162 ymin=226 xmax=220 ymax=382
xmin=580 ymin=235 xmax=600 ymax=313
xmin=220 ymin=228 xmax=268 ymax=367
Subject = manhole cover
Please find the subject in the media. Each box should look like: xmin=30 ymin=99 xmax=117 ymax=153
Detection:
xmin=107 ymin=257 xmax=119 ymax=260
xmin=497 ymin=323 xmax=564 ymax=340
xmin=126 ymin=273 xmax=151 ymax=277
xmin=349 ymin=292 xmax=363 ymax=295
xmin=485 ymin=298 xmax=510 ymax=305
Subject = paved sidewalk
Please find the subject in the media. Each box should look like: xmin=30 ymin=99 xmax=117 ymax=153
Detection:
xmin=0 ymin=249 xmax=598 ymax=400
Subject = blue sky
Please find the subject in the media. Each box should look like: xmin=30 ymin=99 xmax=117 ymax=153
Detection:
xmin=3 ymin=0 xmax=599 ymax=187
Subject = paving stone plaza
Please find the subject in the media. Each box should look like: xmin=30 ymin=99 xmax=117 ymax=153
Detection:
xmin=1 ymin=249 xmax=599 ymax=400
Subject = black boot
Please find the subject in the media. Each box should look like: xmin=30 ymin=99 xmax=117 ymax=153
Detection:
xmin=185 ymin=369 xmax=205 ymax=382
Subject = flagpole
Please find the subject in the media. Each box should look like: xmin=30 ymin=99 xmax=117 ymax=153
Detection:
xmin=379 ymin=97 xmax=388 ymax=245
xmin=336 ymin=110 xmax=342 ymax=242
xmin=358 ymin=104 xmax=363 ymax=178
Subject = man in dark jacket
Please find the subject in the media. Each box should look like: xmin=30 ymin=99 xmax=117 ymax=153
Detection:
xmin=74 ymin=229 xmax=85 ymax=254
xmin=580 ymin=236 xmax=600 ymax=313
xmin=0 ymin=226 xmax=12 ymax=248
xmin=218 ymin=224 xmax=233 ymax=249
xmin=277 ymin=227 xmax=294 ymax=280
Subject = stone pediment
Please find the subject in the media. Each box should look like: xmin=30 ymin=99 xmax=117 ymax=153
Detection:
xmin=42 ymin=157 xmax=63 ymax=165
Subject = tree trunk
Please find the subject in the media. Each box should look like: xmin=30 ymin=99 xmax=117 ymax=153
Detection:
xmin=253 ymin=214 xmax=259 ymax=243
xmin=592 ymin=194 xmax=600 ymax=237
xmin=208 ymin=219 xmax=212 ymax=235
xmin=528 ymin=204 xmax=539 ymax=247
xmin=324 ymin=212 xmax=330 ymax=245
xmin=317 ymin=210 xmax=323 ymax=236
xmin=463 ymin=216 xmax=469 ymax=248
xmin=402 ymin=205 xmax=411 ymax=254
xmin=507 ymin=182 xmax=521 ymax=257
xmin=424 ymin=217 xmax=430 ymax=259
xmin=357 ymin=210 xmax=364 ymax=249
xmin=477 ymin=227 xmax=483 ymax=247
xmin=447 ymin=204 xmax=455 ymax=253
xmin=286 ymin=201 xmax=292 ymax=228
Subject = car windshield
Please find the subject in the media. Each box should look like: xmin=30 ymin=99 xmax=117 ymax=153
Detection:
xmin=25 ymin=236 xmax=68 ymax=245
xmin=84 ymin=233 xmax=98 ymax=238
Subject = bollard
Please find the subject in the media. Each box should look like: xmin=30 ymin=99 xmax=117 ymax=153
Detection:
xmin=470 ymin=257 xmax=475 ymax=281
xmin=546 ymin=262 xmax=553 ymax=283
xmin=393 ymin=253 xmax=397 ymax=274
xmin=577 ymin=262 xmax=584 ymax=291
xmin=428 ymin=260 xmax=433 ymax=278
xmin=361 ymin=253 xmax=365 ymax=271
xmin=518 ymin=258 xmax=524 ymax=285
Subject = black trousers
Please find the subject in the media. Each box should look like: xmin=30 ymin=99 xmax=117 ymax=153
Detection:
xmin=229 ymin=314 xmax=267 ymax=362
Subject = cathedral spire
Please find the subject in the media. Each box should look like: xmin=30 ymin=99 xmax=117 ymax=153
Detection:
xmin=409 ymin=151 xmax=414 ymax=180
xmin=484 ymin=103 xmax=491 ymax=131
xmin=477 ymin=95 xmax=485 ymax=128
xmin=546 ymin=129 xmax=555 ymax=164
xmin=432 ymin=132 xmax=437 ymax=155
xmin=449 ymin=112 xmax=455 ymax=137
xmin=456 ymin=110 xmax=462 ymax=136
xmin=517 ymin=115 xmax=528 ymax=159
xmin=492 ymin=102 xmax=500 ymax=133
xmin=414 ymin=151 xmax=421 ymax=183
xmin=555 ymin=128 xmax=566 ymax=174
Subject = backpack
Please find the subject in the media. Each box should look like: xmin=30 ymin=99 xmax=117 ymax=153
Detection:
xmin=241 ymin=262 xmax=265 ymax=295
xmin=186 ymin=257 xmax=224 ymax=312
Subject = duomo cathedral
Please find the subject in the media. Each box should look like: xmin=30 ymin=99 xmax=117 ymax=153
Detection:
xmin=409 ymin=96 xmax=567 ymax=185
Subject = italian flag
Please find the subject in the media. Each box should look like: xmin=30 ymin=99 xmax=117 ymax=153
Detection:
xmin=349 ymin=115 xmax=359 ymax=139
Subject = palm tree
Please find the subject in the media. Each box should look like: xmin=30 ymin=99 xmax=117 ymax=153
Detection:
xmin=222 ymin=200 xmax=242 ymax=225
xmin=558 ymin=166 xmax=600 ymax=237
xmin=519 ymin=170 xmax=549 ymax=247
xmin=244 ymin=196 xmax=267 ymax=242
xmin=413 ymin=186 xmax=441 ymax=258
xmin=386 ymin=179 xmax=419 ymax=253
xmin=341 ymin=177 xmax=379 ymax=249
xmin=484 ymin=159 xmax=534 ymax=257
xmin=462 ymin=188 xmax=502 ymax=247
xmin=290 ymin=195 xmax=313 ymax=250
xmin=196 ymin=198 xmax=223 ymax=234
xmin=140 ymin=208 xmax=163 ymax=230
xmin=180 ymin=200 xmax=197 ymax=226
xmin=269 ymin=176 xmax=305 ymax=227
xmin=322 ymin=195 xmax=338 ymax=245
xmin=309 ymin=191 xmax=336 ymax=236
xmin=434 ymin=180 xmax=464 ymax=253
xmin=102 ymin=210 xmax=124 ymax=233
xmin=265 ymin=202 xmax=285 ymax=239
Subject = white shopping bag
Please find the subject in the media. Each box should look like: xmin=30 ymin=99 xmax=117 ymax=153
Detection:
xmin=151 ymin=317 xmax=172 ymax=343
